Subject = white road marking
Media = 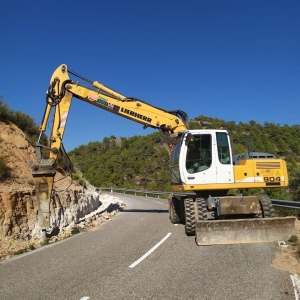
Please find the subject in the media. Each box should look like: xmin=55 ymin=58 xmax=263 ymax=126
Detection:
xmin=153 ymin=201 xmax=163 ymax=204
xmin=79 ymin=297 xmax=90 ymax=300
xmin=174 ymin=224 xmax=178 ymax=226
xmin=129 ymin=233 xmax=172 ymax=268
xmin=290 ymin=274 xmax=300 ymax=300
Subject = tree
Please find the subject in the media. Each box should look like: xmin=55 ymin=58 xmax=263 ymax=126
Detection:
xmin=0 ymin=95 xmax=10 ymax=120
xmin=288 ymin=164 xmax=300 ymax=200
xmin=277 ymin=138 xmax=289 ymax=155
xmin=147 ymin=181 xmax=158 ymax=191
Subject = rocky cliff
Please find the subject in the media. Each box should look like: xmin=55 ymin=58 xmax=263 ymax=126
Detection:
xmin=0 ymin=121 xmax=124 ymax=259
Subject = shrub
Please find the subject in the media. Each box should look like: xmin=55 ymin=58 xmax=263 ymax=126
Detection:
xmin=0 ymin=156 xmax=9 ymax=180
xmin=29 ymin=244 xmax=35 ymax=250
xmin=289 ymin=235 xmax=298 ymax=243
xmin=41 ymin=237 xmax=50 ymax=246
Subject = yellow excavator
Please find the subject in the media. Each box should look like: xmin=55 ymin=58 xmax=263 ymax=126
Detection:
xmin=28 ymin=64 xmax=296 ymax=245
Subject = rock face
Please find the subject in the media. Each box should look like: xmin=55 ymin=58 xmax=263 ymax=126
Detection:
xmin=0 ymin=121 xmax=38 ymax=241
xmin=0 ymin=188 xmax=36 ymax=240
xmin=0 ymin=121 xmax=125 ymax=259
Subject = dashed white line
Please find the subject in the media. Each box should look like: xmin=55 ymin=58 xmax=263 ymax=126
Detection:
xmin=129 ymin=233 xmax=172 ymax=268
xmin=79 ymin=297 xmax=90 ymax=300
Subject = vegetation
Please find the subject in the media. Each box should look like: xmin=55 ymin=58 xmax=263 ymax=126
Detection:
xmin=0 ymin=156 xmax=9 ymax=181
xmin=29 ymin=244 xmax=35 ymax=250
xmin=0 ymin=95 xmax=47 ymax=146
xmin=69 ymin=115 xmax=300 ymax=200
xmin=68 ymin=133 xmax=171 ymax=191
xmin=289 ymin=235 xmax=298 ymax=243
xmin=1 ymin=94 xmax=300 ymax=200
xmin=41 ymin=237 xmax=50 ymax=246
xmin=0 ymin=96 xmax=49 ymax=181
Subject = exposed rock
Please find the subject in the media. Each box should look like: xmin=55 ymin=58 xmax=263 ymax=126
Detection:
xmin=0 ymin=121 xmax=125 ymax=260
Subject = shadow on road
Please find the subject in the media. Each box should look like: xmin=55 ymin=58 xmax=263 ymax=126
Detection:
xmin=121 ymin=209 xmax=168 ymax=213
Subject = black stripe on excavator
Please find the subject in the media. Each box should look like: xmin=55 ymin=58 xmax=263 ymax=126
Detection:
xmin=266 ymin=182 xmax=281 ymax=186
xmin=120 ymin=107 xmax=152 ymax=123
xmin=112 ymin=105 xmax=120 ymax=112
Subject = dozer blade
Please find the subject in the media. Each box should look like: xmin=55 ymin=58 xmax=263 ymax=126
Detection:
xmin=196 ymin=217 xmax=296 ymax=246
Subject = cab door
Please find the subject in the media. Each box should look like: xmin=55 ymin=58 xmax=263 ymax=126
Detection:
xmin=215 ymin=131 xmax=234 ymax=184
xmin=180 ymin=132 xmax=217 ymax=185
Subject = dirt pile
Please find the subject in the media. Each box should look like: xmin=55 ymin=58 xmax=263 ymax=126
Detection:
xmin=0 ymin=121 xmax=125 ymax=259
xmin=272 ymin=219 xmax=300 ymax=274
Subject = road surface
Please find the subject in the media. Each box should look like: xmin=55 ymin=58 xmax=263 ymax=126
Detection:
xmin=0 ymin=194 xmax=296 ymax=300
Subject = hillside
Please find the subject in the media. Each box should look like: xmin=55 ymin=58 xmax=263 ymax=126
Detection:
xmin=0 ymin=120 xmax=125 ymax=260
xmin=69 ymin=133 xmax=172 ymax=192
xmin=69 ymin=116 xmax=300 ymax=201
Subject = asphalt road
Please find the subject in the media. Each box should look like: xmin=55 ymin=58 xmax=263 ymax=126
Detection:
xmin=0 ymin=194 xmax=296 ymax=300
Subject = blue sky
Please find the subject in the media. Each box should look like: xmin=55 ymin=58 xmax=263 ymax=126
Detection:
xmin=1 ymin=0 xmax=299 ymax=151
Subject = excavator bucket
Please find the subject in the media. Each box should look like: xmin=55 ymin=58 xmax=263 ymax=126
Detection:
xmin=195 ymin=217 xmax=296 ymax=246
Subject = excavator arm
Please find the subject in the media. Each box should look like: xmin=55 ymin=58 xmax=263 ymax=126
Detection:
xmin=41 ymin=64 xmax=188 ymax=159
xmin=29 ymin=64 xmax=188 ymax=229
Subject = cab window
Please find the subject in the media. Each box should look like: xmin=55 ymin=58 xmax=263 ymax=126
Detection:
xmin=216 ymin=132 xmax=231 ymax=164
xmin=186 ymin=134 xmax=211 ymax=174
xmin=170 ymin=142 xmax=181 ymax=183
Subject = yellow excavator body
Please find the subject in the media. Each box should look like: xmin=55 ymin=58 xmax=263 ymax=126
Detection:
xmin=29 ymin=64 xmax=296 ymax=245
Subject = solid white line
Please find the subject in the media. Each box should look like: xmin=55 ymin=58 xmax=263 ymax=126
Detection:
xmin=290 ymin=274 xmax=299 ymax=300
xmin=129 ymin=233 xmax=172 ymax=268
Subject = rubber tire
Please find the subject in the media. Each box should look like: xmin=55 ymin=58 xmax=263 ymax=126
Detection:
xmin=184 ymin=198 xmax=196 ymax=236
xmin=195 ymin=198 xmax=208 ymax=221
xmin=168 ymin=195 xmax=181 ymax=224
xmin=259 ymin=194 xmax=275 ymax=218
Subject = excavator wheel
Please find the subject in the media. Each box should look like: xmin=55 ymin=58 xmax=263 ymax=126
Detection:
xmin=168 ymin=194 xmax=181 ymax=224
xmin=184 ymin=198 xmax=196 ymax=236
xmin=195 ymin=198 xmax=208 ymax=221
xmin=259 ymin=195 xmax=275 ymax=218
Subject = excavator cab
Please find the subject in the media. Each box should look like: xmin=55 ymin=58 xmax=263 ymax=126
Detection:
xmin=169 ymin=130 xmax=296 ymax=245
xmin=171 ymin=130 xmax=235 ymax=186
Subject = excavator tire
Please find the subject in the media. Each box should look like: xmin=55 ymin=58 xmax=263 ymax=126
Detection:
xmin=195 ymin=198 xmax=208 ymax=221
xmin=168 ymin=194 xmax=180 ymax=224
xmin=259 ymin=195 xmax=275 ymax=218
xmin=184 ymin=198 xmax=196 ymax=236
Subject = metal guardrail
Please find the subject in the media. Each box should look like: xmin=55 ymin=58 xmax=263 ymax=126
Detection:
xmin=96 ymin=187 xmax=300 ymax=210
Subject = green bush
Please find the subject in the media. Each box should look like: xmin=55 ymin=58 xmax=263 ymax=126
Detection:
xmin=289 ymin=235 xmax=298 ymax=243
xmin=0 ymin=156 xmax=9 ymax=180
xmin=29 ymin=244 xmax=35 ymax=250
xmin=41 ymin=237 xmax=50 ymax=246
xmin=0 ymin=95 xmax=48 ymax=148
